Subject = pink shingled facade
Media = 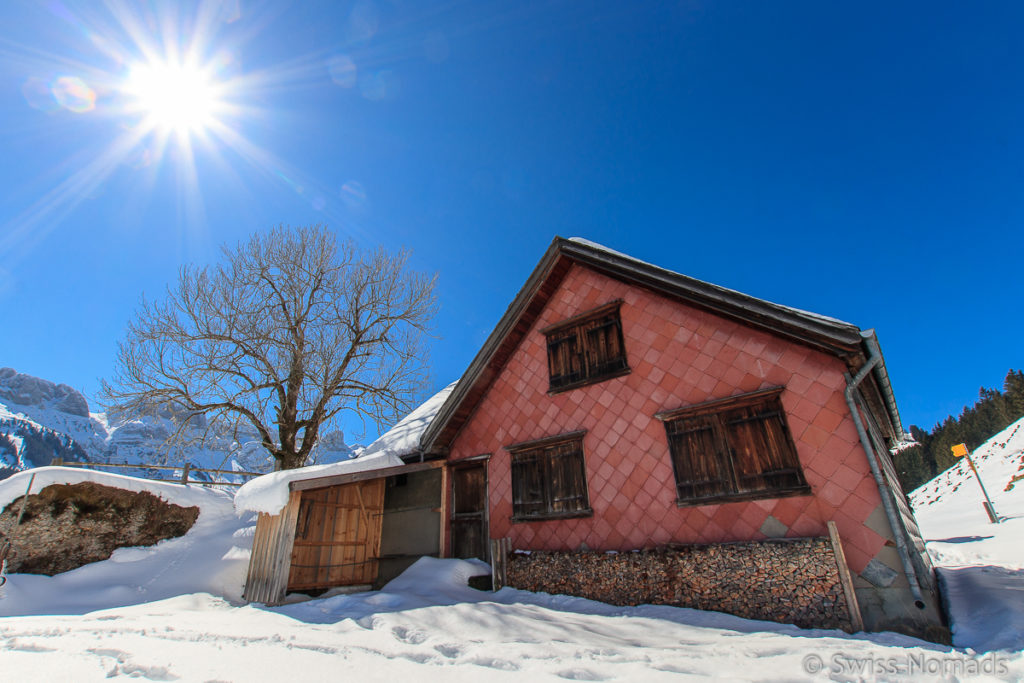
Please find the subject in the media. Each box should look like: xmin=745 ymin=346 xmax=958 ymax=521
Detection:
xmin=446 ymin=263 xmax=890 ymax=574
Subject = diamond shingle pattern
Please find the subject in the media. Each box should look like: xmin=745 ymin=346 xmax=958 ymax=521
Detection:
xmin=447 ymin=265 xmax=890 ymax=573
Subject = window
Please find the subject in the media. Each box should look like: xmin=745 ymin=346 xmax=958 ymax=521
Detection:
xmin=542 ymin=300 xmax=629 ymax=392
xmin=507 ymin=431 xmax=592 ymax=521
xmin=656 ymin=387 xmax=809 ymax=505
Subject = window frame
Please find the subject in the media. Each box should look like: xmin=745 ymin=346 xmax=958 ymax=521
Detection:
xmin=541 ymin=300 xmax=630 ymax=394
xmin=505 ymin=430 xmax=593 ymax=522
xmin=656 ymin=387 xmax=811 ymax=507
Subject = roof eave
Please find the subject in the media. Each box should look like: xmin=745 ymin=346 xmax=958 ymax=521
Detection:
xmin=420 ymin=236 xmax=887 ymax=454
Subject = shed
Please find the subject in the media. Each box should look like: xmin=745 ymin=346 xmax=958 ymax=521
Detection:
xmin=238 ymin=383 xmax=456 ymax=605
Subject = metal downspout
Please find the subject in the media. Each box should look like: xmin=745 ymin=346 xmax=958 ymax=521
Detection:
xmin=844 ymin=334 xmax=926 ymax=608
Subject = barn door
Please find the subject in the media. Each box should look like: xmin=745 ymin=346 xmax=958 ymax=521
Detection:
xmin=450 ymin=462 xmax=489 ymax=561
xmin=287 ymin=479 xmax=385 ymax=592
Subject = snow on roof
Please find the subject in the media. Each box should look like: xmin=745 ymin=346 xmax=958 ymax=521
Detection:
xmin=234 ymin=381 xmax=458 ymax=516
xmin=567 ymin=236 xmax=855 ymax=328
xmin=359 ymin=380 xmax=458 ymax=460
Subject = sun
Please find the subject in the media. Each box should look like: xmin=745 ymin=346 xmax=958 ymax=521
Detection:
xmin=124 ymin=60 xmax=223 ymax=135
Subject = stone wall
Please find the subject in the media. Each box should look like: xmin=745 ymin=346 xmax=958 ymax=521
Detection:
xmin=506 ymin=537 xmax=853 ymax=631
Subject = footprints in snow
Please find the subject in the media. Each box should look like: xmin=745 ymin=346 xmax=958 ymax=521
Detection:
xmin=86 ymin=647 xmax=178 ymax=681
xmin=390 ymin=625 xmax=427 ymax=644
xmin=387 ymin=626 xmax=521 ymax=671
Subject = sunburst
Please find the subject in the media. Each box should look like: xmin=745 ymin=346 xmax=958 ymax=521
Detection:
xmin=123 ymin=59 xmax=223 ymax=135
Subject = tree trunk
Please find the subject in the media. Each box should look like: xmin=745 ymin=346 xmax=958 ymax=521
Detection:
xmin=276 ymin=451 xmax=306 ymax=471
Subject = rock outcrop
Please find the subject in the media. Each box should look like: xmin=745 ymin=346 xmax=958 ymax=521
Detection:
xmin=0 ymin=482 xmax=199 ymax=575
xmin=0 ymin=367 xmax=90 ymax=418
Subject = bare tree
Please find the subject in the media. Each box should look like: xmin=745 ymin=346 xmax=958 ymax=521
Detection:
xmin=103 ymin=225 xmax=437 ymax=470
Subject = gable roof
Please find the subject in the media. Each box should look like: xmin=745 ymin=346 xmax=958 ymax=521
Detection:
xmin=421 ymin=236 xmax=903 ymax=456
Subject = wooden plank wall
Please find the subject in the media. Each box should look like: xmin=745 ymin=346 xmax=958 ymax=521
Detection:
xmin=242 ymin=491 xmax=302 ymax=605
xmin=286 ymin=479 xmax=386 ymax=591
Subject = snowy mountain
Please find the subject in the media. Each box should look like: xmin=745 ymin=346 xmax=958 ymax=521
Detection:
xmin=0 ymin=367 xmax=360 ymax=480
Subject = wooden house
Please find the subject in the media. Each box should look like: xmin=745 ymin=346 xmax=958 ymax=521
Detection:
xmin=416 ymin=237 xmax=946 ymax=640
xmin=242 ymin=237 xmax=947 ymax=641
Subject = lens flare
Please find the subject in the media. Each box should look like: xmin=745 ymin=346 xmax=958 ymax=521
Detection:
xmin=52 ymin=76 xmax=96 ymax=113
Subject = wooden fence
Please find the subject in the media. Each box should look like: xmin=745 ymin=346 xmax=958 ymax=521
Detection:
xmin=49 ymin=459 xmax=263 ymax=487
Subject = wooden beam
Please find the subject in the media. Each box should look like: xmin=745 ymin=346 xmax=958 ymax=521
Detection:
xmin=289 ymin=459 xmax=445 ymax=492
xmin=827 ymin=520 xmax=865 ymax=633
xmin=655 ymin=386 xmax=785 ymax=421
xmin=490 ymin=537 xmax=510 ymax=590
xmin=505 ymin=429 xmax=588 ymax=454
xmin=438 ymin=463 xmax=450 ymax=558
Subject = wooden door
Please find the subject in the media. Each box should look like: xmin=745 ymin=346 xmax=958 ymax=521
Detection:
xmin=287 ymin=479 xmax=385 ymax=591
xmin=450 ymin=462 xmax=488 ymax=561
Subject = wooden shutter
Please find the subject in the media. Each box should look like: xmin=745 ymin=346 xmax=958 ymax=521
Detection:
xmin=665 ymin=415 xmax=731 ymax=500
xmin=583 ymin=313 xmax=627 ymax=377
xmin=511 ymin=451 xmax=546 ymax=518
xmin=543 ymin=301 xmax=629 ymax=392
xmin=547 ymin=440 xmax=589 ymax=513
xmin=509 ymin=433 xmax=591 ymax=520
xmin=722 ymin=401 xmax=805 ymax=494
xmin=547 ymin=331 xmax=583 ymax=390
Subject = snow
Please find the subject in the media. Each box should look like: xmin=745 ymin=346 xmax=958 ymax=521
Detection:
xmin=2 ymin=421 xmax=1024 ymax=679
xmin=233 ymin=381 xmax=457 ymax=515
xmin=911 ymin=416 xmax=1024 ymax=652
xmin=0 ymin=466 xmax=226 ymax=513
xmin=233 ymin=449 xmax=403 ymax=515
xmin=0 ymin=468 xmax=254 ymax=617
xmin=359 ymin=380 xmax=458 ymax=460
xmin=2 ymin=549 xmax=1020 ymax=681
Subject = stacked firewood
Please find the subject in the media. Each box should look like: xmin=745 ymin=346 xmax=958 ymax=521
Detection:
xmin=505 ymin=538 xmax=852 ymax=631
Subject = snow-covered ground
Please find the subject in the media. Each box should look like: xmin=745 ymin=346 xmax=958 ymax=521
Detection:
xmin=911 ymin=417 xmax=1024 ymax=654
xmin=2 ymin=419 xmax=1024 ymax=680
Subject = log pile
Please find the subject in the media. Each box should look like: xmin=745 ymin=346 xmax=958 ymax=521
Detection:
xmin=505 ymin=537 xmax=852 ymax=631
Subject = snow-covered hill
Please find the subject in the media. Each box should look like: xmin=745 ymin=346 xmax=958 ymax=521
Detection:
xmin=0 ymin=367 xmax=360 ymax=479
xmin=2 ymin=467 xmax=1021 ymax=681
xmin=910 ymin=416 xmax=1024 ymax=651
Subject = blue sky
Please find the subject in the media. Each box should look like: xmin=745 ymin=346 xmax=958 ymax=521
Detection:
xmin=0 ymin=1 xmax=1021 ymax=442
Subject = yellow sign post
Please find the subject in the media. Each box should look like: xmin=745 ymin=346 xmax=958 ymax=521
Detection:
xmin=951 ymin=443 xmax=1000 ymax=524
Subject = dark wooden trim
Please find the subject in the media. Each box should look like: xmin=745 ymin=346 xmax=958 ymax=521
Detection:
xmin=675 ymin=485 xmax=812 ymax=508
xmin=546 ymin=364 xmax=631 ymax=395
xmin=559 ymin=238 xmax=864 ymax=354
xmin=505 ymin=429 xmax=587 ymax=454
xmin=655 ymin=386 xmax=785 ymax=421
xmin=449 ymin=453 xmax=492 ymax=466
xmin=511 ymin=507 xmax=594 ymax=523
xmin=538 ymin=299 xmax=624 ymax=335
xmin=289 ymin=459 xmax=445 ymax=492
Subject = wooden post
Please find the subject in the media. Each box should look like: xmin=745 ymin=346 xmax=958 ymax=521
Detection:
xmin=438 ymin=464 xmax=450 ymax=558
xmin=490 ymin=537 xmax=510 ymax=591
xmin=15 ymin=473 xmax=36 ymax=528
xmin=953 ymin=443 xmax=1000 ymax=523
xmin=180 ymin=462 xmax=191 ymax=485
xmin=51 ymin=457 xmax=63 ymax=467
xmin=827 ymin=521 xmax=865 ymax=633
